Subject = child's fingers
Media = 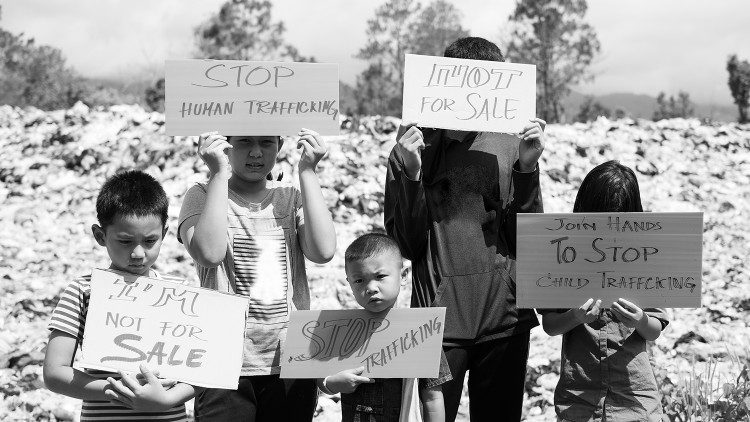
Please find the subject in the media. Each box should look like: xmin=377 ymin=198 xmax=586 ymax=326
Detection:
xmin=105 ymin=389 xmax=133 ymax=408
xmin=611 ymin=302 xmax=632 ymax=319
xmin=400 ymin=126 xmax=422 ymax=142
xmin=353 ymin=375 xmax=374 ymax=384
xmin=589 ymin=299 xmax=602 ymax=315
xmin=351 ymin=366 xmax=366 ymax=375
xmin=138 ymin=364 xmax=161 ymax=386
xmin=299 ymin=134 xmax=322 ymax=151
xmin=297 ymin=138 xmax=315 ymax=156
xmin=617 ymin=298 xmax=639 ymax=312
xmin=530 ymin=118 xmax=547 ymax=131
xmin=107 ymin=377 xmax=136 ymax=399
xmin=118 ymin=371 xmax=141 ymax=392
xmin=298 ymin=128 xmax=321 ymax=140
xmin=206 ymin=140 xmax=233 ymax=155
xmin=579 ymin=298 xmax=594 ymax=312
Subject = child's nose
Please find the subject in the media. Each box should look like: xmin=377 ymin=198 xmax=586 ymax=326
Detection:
xmin=131 ymin=245 xmax=145 ymax=259
xmin=248 ymin=143 xmax=262 ymax=157
xmin=365 ymin=281 xmax=379 ymax=295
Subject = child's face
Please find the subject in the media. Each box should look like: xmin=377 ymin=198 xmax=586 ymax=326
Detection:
xmin=227 ymin=136 xmax=280 ymax=182
xmin=346 ymin=252 xmax=402 ymax=313
xmin=92 ymin=213 xmax=166 ymax=276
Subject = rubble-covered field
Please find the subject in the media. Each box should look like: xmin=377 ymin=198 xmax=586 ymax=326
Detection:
xmin=1 ymin=102 xmax=749 ymax=421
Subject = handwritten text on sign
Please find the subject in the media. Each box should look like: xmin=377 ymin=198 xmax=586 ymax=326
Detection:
xmin=402 ymin=54 xmax=536 ymax=133
xmin=280 ymin=308 xmax=446 ymax=378
xmin=81 ymin=269 xmax=247 ymax=389
xmin=517 ymin=212 xmax=703 ymax=308
xmin=166 ymin=59 xmax=339 ymax=136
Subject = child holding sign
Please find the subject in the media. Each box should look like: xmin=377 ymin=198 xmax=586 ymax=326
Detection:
xmin=540 ymin=161 xmax=669 ymax=421
xmin=318 ymin=233 xmax=451 ymax=422
xmin=44 ymin=170 xmax=194 ymax=421
xmin=178 ymin=129 xmax=336 ymax=421
xmin=385 ymin=36 xmax=546 ymax=422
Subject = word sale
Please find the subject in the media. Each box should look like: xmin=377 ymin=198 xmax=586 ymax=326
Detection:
xmin=99 ymin=312 xmax=207 ymax=368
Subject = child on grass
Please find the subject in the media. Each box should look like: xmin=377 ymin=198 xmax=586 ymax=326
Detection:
xmin=540 ymin=160 xmax=669 ymax=422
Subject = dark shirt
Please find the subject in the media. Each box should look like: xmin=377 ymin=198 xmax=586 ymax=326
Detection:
xmin=385 ymin=128 xmax=542 ymax=345
xmin=539 ymin=308 xmax=669 ymax=421
xmin=340 ymin=351 xmax=452 ymax=422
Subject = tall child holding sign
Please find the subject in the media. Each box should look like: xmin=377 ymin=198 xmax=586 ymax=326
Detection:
xmin=385 ymin=37 xmax=546 ymax=421
xmin=540 ymin=161 xmax=669 ymax=421
xmin=178 ymin=129 xmax=336 ymax=421
xmin=318 ymin=233 xmax=452 ymax=422
xmin=44 ymin=170 xmax=194 ymax=421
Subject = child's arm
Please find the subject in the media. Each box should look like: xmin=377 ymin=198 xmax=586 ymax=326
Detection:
xmin=384 ymin=123 xmax=430 ymax=260
xmin=541 ymin=298 xmax=602 ymax=336
xmin=105 ymin=365 xmax=195 ymax=412
xmin=611 ymin=298 xmax=663 ymax=341
xmin=503 ymin=118 xmax=547 ymax=255
xmin=419 ymin=385 xmax=445 ymax=422
xmin=43 ymin=330 xmax=114 ymax=401
xmin=316 ymin=366 xmax=374 ymax=395
xmin=296 ymin=128 xmax=336 ymax=263
xmin=181 ymin=132 xmax=233 ymax=267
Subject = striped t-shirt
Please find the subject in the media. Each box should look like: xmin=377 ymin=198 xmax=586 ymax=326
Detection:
xmin=178 ymin=181 xmax=309 ymax=376
xmin=48 ymin=272 xmax=188 ymax=422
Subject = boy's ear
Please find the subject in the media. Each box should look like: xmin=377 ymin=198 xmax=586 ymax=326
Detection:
xmin=92 ymin=224 xmax=106 ymax=246
xmin=162 ymin=224 xmax=169 ymax=238
xmin=277 ymin=137 xmax=284 ymax=150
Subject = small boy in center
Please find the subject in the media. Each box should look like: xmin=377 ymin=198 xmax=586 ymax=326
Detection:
xmin=318 ymin=233 xmax=451 ymax=422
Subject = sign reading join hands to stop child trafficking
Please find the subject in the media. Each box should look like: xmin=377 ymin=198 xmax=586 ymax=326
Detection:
xmin=166 ymin=59 xmax=339 ymax=136
xmin=402 ymin=54 xmax=536 ymax=133
xmin=80 ymin=269 xmax=247 ymax=389
xmin=516 ymin=212 xmax=703 ymax=309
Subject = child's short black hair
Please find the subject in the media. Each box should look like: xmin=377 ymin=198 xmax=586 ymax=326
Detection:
xmin=444 ymin=37 xmax=505 ymax=62
xmin=96 ymin=170 xmax=169 ymax=229
xmin=574 ymin=160 xmax=644 ymax=213
xmin=345 ymin=233 xmax=402 ymax=266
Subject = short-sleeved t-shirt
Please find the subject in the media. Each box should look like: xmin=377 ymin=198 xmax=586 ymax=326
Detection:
xmin=178 ymin=181 xmax=308 ymax=376
xmin=539 ymin=308 xmax=669 ymax=421
xmin=48 ymin=272 xmax=188 ymax=422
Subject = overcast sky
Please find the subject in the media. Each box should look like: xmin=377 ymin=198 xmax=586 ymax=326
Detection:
xmin=3 ymin=0 xmax=749 ymax=105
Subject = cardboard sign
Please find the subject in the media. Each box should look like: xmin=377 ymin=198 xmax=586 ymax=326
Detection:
xmin=280 ymin=308 xmax=446 ymax=378
xmin=166 ymin=59 xmax=339 ymax=136
xmin=517 ymin=212 xmax=703 ymax=308
xmin=80 ymin=269 xmax=248 ymax=389
xmin=402 ymin=54 xmax=536 ymax=133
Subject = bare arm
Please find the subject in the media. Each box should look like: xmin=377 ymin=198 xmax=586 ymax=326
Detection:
xmin=612 ymin=299 xmax=663 ymax=341
xmin=296 ymin=129 xmax=336 ymax=263
xmin=43 ymin=330 xmax=113 ymax=401
xmin=420 ymin=385 xmax=445 ymax=422
xmin=181 ymin=133 xmax=232 ymax=267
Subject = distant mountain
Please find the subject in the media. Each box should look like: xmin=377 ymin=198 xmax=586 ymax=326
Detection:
xmin=562 ymin=91 xmax=738 ymax=122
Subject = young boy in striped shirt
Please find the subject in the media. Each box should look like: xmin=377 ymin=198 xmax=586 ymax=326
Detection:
xmin=43 ymin=170 xmax=193 ymax=421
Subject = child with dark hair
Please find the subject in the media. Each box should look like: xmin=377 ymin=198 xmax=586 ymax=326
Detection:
xmin=541 ymin=160 xmax=668 ymax=421
xmin=44 ymin=170 xmax=194 ymax=421
xmin=318 ymin=233 xmax=451 ymax=422
xmin=178 ymin=130 xmax=336 ymax=421
xmin=385 ymin=36 xmax=546 ymax=421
